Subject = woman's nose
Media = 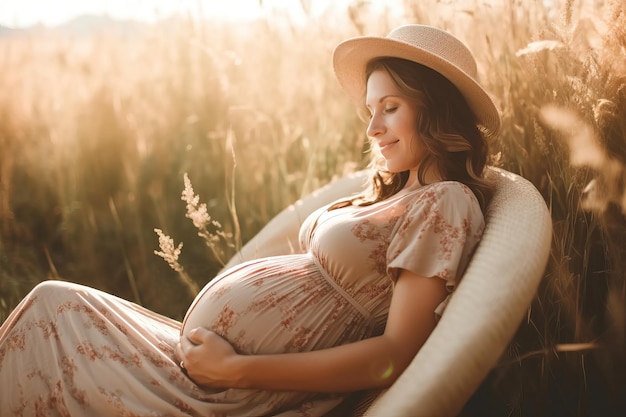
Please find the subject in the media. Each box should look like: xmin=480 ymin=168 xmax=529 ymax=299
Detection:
xmin=367 ymin=114 xmax=385 ymax=137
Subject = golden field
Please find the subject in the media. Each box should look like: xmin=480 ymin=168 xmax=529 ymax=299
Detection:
xmin=1 ymin=0 xmax=625 ymax=415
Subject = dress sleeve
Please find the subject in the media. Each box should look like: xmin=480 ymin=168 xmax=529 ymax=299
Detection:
xmin=386 ymin=182 xmax=485 ymax=292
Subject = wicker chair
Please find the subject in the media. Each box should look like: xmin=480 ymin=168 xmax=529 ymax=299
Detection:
xmin=223 ymin=167 xmax=553 ymax=417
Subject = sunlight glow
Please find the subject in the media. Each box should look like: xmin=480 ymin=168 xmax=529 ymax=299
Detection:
xmin=0 ymin=0 xmax=356 ymax=28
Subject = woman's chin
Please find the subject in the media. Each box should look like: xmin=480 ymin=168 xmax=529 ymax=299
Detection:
xmin=383 ymin=162 xmax=405 ymax=173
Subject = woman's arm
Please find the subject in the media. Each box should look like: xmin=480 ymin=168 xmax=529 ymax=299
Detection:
xmin=176 ymin=269 xmax=448 ymax=393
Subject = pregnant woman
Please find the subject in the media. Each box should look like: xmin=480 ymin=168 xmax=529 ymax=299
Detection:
xmin=0 ymin=24 xmax=499 ymax=416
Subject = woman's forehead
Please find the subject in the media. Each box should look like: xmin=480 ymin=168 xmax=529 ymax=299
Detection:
xmin=365 ymin=70 xmax=404 ymax=105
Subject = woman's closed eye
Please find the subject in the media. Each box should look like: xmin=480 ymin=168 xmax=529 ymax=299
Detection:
xmin=365 ymin=104 xmax=398 ymax=119
xmin=367 ymin=108 xmax=397 ymax=119
xmin=383 ymin=106 xmax=398 ymax=114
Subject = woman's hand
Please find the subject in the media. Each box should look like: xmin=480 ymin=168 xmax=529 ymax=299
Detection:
xmin=175 ymin=327 xmax=242 ymax=388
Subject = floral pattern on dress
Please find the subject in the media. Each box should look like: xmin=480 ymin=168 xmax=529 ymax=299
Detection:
xmin=387 ymin=182 xmax=483 ymax=285
xmin=351 ymin=215 xmax=399 ymax=275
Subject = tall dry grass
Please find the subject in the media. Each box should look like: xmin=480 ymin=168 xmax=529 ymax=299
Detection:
xmin=0 ymin=0 xmax=624 ymax=415
xmin=0 ymin=18 xmax=368 ymax=319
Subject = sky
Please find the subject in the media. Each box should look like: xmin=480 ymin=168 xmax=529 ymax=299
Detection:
xmin=0 ymin=0 xmax=356 ymax=28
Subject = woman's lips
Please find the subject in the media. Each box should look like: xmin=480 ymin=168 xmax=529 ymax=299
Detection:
xmin=378 ymin=140 xmax=399 ymax=153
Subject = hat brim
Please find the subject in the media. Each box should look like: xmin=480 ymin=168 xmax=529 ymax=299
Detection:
xmin=333 ymin=36 xmax=501 ymax=136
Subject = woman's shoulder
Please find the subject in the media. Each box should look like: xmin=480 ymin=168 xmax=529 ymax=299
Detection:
xmin=414 ymin=180 xmax=479 ymax=204
xmin=425 ymin=180 xmax=473 ymax=193
xmin=402 ymin=180 xmax=484 ymax=220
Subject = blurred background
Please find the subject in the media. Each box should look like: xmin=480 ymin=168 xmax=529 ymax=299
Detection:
xmin=0 ymin=0 xmax=624 ymax=415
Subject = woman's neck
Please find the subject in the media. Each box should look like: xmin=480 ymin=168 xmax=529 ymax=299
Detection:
xmin=404 ymin=168 xmax=442 ymax=190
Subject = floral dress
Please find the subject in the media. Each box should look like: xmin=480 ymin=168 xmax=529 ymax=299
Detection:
xmin=0 ymin=181 xmax=484 ymax=417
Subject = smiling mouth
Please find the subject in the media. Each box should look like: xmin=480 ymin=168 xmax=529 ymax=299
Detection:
xmin=378 ymin=140 xmax=399 ymax=151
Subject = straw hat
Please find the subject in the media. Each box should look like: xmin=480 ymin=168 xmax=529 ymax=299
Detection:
xmin=333 ymin=24 xmax=501 ymax=136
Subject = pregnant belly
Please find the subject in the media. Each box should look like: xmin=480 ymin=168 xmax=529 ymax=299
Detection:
xmin=180 ymin=254 xmax=368 ymax=354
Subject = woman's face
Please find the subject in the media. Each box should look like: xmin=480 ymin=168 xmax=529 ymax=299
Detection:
xmin=365 ymin=69 xmax=428 ymax=184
